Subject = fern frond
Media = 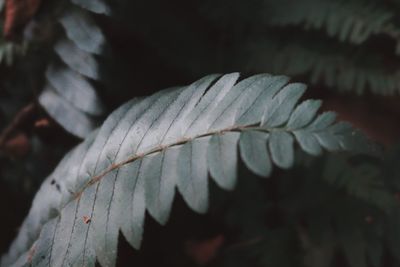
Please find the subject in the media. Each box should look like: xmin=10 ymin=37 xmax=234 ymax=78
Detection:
xmin=38 ymin=3 xmax=107 ymax=138
xmin=266 ymin=0 xmax=399 ymax=46
xmin=245 ymin=36 xmax=400 ymax=95
xmin=1 ymin=73 xmax=370 ymax=267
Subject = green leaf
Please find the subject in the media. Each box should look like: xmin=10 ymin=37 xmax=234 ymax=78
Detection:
xmin=54 ymin=39 xmax=99 ymax=80
xmin=287 ymin=100 xmax=322 ymax=130
xmin=59 ymin=8 xmax=105 ymax=55
xmin=293 ymin=130 xmax=322 ymax=156
xmin=38 ymin=88 xmax=101 ymax=138
xmin=269 ymin=131 xmax=295 ymax=169
xmin=308 ymin=112 xmax=337 ymax=131
xmin=208 ymin=133 xmax=240 ymax=190
xmin=2 ymin=73 xmax=366 ymax=267
xmin=38 ymin=6 xmax=107 ymax=138
xmin=235 ymin=75 xmax=289 ymax=125
xmin=45 ymin=65 xmax=104 ymax=116
xmin=262 ymin=83 xmax=306 ymax=127
xmin=144 ymin=149 xmax=179 ymax=224
xmin=239 ymin=131 xmax=271 ymax=177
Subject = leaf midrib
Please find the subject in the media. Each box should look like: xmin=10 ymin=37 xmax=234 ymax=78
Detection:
xmin=74 ymin=124 xmax=267 ymax=202
xmin=74 ymin=121 xmax=332 ymax=205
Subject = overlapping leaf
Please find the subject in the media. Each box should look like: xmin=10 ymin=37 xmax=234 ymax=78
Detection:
xmin=2 ymin=73 xmax=368 ymax=267
xmin=38 ymin=3 xmax=106 ymax=138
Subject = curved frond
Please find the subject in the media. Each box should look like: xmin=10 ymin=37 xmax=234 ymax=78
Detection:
xmin=2 ymin=73 xmax=369 ymax=267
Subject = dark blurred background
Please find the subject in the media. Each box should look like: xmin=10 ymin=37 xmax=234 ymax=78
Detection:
xmin=1 ymin=0 xmax=400 ymax=266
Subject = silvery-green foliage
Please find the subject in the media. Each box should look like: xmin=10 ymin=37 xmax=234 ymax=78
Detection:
xmin=2 ymin=73 xmax=368 ymax=267
xmin=38 ymin=3 xmax=106 ymax=138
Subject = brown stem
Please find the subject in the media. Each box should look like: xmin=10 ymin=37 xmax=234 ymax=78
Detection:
xmin=0 ymin=102 xmax=36 ymax=148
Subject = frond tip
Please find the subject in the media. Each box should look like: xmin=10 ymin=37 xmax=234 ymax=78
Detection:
xmin=1 ymin=73 xmax=371 ymax=267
